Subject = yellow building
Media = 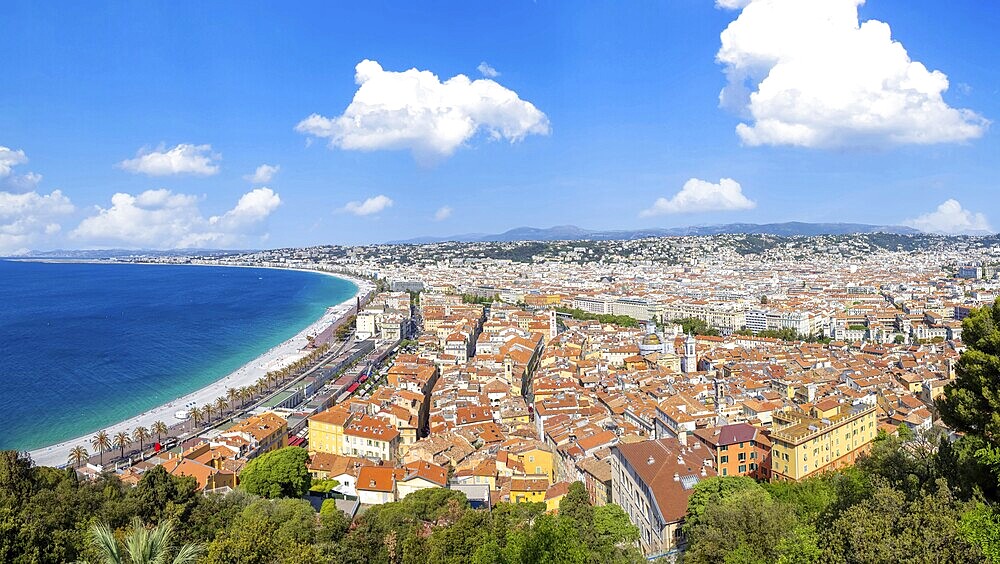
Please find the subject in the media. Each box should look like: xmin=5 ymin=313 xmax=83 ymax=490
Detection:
xmin=769 ymin=403 xmax=877 ymax=481
xmin=510 ymin=477 xmax=548 ymax=503
xmin=545 ymin=482 xmax=570 ymax=512
xmin=308 ymin=406 xmax=351 ymax=455
xmin=500 ymin=441 xmax=556 ymax=484
xmin=308 ymin=404 xmax=401 ymax=462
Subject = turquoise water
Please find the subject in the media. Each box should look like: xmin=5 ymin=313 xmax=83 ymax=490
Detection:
xmin=0 ymin=261 xmax=356 ymax=451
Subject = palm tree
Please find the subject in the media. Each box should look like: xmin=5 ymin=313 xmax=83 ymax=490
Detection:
xmin=113 ymin=431 xmax=131 ymax=459
xmin=133 ymin=426 xmax=151 ymax=452
xmin=68 ymin=445 xmax=89 ymax=468
xmin=214 ymin=397 xmax=228 ymax=418
xmin=92 ymin=430 xmax=111 ymax=466
xmin=202 ymin=404 xmax=214 ymax=423
xmin=88 ymin=518 xmax=202 ymax=564
xmin=226 ymin=387 xmax=239 ymax=409
xmin=151 ymin=421 xmax=168 ymax=445
xmin=189 ymin=406 xmax=203 ymax=430
xmin=239 ymin=387 xmax=251 ymax=408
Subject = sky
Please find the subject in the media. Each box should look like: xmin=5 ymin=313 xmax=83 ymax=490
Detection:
xmin=0 ymin=0 xmax=997 ymax=252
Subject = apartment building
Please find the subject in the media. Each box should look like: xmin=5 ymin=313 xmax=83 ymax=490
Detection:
xmin=611 ymin=438 xmax=715 ymax=556
xmin=691 ymin=423 xmax=771 ymax=480
xmin=769 ymin=403 xmax=877 ymax=481
xmin=218 ymin=412 xmax=288 ymax=459
xmin=308 ymin=404 xmax=401 ymax=462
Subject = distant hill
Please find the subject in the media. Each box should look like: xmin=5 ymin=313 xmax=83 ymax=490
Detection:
xmin=5 ymin=248 xmax=245 ymax=260
xmin=387 ymin=222 xmax=922 ymax=244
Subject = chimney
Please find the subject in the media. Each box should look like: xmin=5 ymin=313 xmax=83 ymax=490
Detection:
xmin=647 ymin=456 xmax=655 ymax=465
xmin=673 ymin=472 xmax=680 ymax=482
xmin=700 ymin=466 xmax=707 ymax=477
xmin=676 ymin=455 xmax=683 ymax=465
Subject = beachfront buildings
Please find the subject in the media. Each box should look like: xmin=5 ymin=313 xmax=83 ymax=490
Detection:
xmin=218 ymin=411 xmax=288 ymax=459
xmin=768 ymin=403 xmax=878 ymax=481
xmin=610 ymin=438 xmax=716 ymax=556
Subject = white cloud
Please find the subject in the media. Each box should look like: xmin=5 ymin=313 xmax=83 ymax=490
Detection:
xmin=0 ymin=146 xmax=42 ymax=192
xmin=640 ymin=178 xmax=756 ymax=217
xmin=433 ymin=206 xmax=453 ymax=221
xmin=343 ymin=195 xmax=393 ymax=217
xmin=903 ymin=199 xmax=992 ymax=235
xmin=477 ymin=61 xmax=499 ymax=78
xmin=716 ymin=0 xmax=751 ymax=8
xmin=117 ymin=144 xmax=221 ymax=176
xmin=210 ymin=188 xmax=282 ymax=229
xmin=0 ymin=189 xmax=75 ymax=255
xmin=717 ymin=0 xmax=988 ymax=147
xmin=72 ymin=188 xmax=280 ymax=249
xmin=295 ymin=59 xmax=550 ymax=162
xmin=244 ymin=164 xmax=280 ymax=184
xmin=0 ymin=146 xmax=28 ymax=177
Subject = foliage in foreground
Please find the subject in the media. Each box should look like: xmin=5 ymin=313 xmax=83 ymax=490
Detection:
xmin=0 ymin=449 xmax=636 ymax=564
xmin=682 ymin=428 xmax=1000 ymax=563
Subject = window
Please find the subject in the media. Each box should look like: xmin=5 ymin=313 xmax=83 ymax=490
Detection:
xmin=738 ymin=452 xmax=746 ymax=461
xmin=722 ymin=468 xmax=728 ymax=476
xmin=721 ymin=455 xmax=729 ymax=464
xmin=750 ymin=452 xmax=756 ymax=460
xmin=720 ymin=445 xmax=728 ymax=451
xmin=739 ymin=464 xmax=746 ymax=473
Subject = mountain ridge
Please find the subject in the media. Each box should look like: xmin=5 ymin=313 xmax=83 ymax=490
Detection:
xmin=387 ymin=222 xmax=923 ymax=244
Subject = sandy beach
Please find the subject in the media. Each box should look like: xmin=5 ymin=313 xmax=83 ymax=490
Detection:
xmin=27 ymin=265 xmax=372 ymax=468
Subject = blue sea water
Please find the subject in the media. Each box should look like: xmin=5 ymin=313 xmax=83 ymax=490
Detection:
xmin=0 ymin=261 xmax=356 ymax=451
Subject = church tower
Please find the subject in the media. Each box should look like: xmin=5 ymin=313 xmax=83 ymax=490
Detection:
xmin=682 ymin=333 xmax=697 ymax=373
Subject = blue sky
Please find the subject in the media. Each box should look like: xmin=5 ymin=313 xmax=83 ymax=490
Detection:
xmin=0 ymin=0 xmax=996 ymax=251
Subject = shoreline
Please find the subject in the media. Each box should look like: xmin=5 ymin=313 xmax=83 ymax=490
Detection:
xmin=24 ymin=262 xmax=372 ymax=468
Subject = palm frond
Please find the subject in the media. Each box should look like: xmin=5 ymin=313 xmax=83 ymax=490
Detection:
xmin=89 ymin=522 xmax=124 ymax=564
xmin=170 ymin=542 xmax=204 ymax=564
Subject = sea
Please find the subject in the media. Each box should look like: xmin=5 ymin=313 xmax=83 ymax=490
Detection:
xmin=0 ymin=260 xmax=356 ymax=451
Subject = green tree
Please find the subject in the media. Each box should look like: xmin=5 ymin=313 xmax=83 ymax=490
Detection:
xmin=317 ymin=499 xmax=351 ymax=544
xmin=238 ymin=446 xmax=312 ymax=499
xmin=204 ymin=498 xmax=319 ymax=564
xmin=819 ymin=481 xmax=981 ymax=563
xmin=938 ymin=299 xmax=1000 ymax=486
xmin=591 ymin=503 xmax=642 ymax=563
xmin=684 ymin=476 xmax=765 ymax=534
xmin=960 ymin=503 xmax=1000 ymax=563
xmin=671 ymin=317 xmax=719 ymax=336
xmin=128 ymin=465 xmax=199 ymax=525
xmin=684 ymin=487 xmax=796 ymax=564
xmin=558 ymin=482 xmax=593 ymax=525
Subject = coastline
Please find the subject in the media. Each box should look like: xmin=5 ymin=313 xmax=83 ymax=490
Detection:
xmin=25 ymin=263 xmax=372 ymax=468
